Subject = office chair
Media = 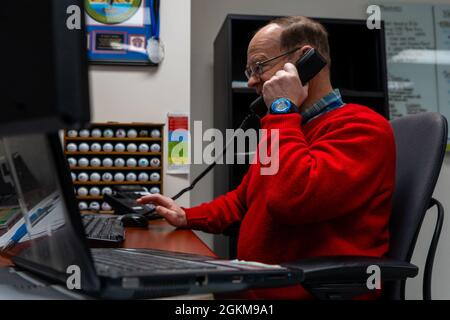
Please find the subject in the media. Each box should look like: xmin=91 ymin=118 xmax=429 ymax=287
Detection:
xmin=225 ymin=112 xmax=447 ymax=300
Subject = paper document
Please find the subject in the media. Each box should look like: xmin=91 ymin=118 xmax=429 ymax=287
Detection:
xmin=0 ymin=192 xmax=65 ymax=249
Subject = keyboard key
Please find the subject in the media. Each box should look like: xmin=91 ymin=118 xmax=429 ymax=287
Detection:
xmin=91 ymin=249 xmax=218 ymax=275
xmin=82 ymin=215 xmax=124 ymax=243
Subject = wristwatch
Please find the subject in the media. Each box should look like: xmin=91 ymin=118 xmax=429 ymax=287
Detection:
xmin=270 ymin=98 xmax=300 ymax=115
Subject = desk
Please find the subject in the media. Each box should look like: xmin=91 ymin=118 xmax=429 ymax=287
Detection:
xmin=0 ymin=219 xmax=216 ymax=266
xmin=123 ymin=220 xmax=216 ymax=257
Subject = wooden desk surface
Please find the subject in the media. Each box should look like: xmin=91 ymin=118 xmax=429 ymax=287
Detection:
xmin=0 ymin=219 xmax=216 ymax=267
xmin=123 ymin=219 xmax=216 ymax=257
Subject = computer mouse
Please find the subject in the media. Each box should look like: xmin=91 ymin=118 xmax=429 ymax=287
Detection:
xmin=119 ymin=214 xmax=148 ymax=228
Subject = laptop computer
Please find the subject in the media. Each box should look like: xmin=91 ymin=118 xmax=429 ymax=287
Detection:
xmin=0 ymin=133 xmax=302 ymax=299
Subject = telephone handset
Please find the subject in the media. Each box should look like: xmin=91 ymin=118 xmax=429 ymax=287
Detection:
xmin=249 ymin=48 xmax=328 ymax=118
xmin=171 ymin=49 xmax=327 ymax=201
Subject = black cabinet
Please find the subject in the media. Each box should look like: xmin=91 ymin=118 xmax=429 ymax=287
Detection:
xmin=214 ymin=14 xmax=389 ymax=258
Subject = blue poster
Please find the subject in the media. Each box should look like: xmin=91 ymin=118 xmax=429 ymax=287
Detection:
xmin=85 ymin=0 xmax=158 ymax=65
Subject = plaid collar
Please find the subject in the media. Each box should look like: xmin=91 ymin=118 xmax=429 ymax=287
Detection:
xmin=301 ymin=89 xmax=345 ymax=125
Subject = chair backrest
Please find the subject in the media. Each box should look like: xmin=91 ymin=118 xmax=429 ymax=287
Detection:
xmin=385 ymin=112 xmax=447 ymax=299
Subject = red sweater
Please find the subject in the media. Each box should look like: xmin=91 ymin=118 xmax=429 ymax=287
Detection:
xmin=184 ymin=103 xmax=396 ymax=299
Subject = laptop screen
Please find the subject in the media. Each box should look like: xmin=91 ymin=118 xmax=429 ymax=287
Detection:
xmin=0 ymin=133 xmax=98 ymax=291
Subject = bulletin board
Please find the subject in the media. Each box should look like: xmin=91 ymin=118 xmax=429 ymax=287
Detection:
xmin=380 ymin=4 xmax=450 ymax=144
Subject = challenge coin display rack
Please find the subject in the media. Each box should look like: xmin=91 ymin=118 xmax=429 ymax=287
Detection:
xmin=64 ymin=122 xmax=164 ymax=214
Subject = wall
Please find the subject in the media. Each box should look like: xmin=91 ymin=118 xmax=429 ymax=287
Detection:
xmin=191 ymin=0 xmax=450 ymax=299
xmin=89 ymin=0 xmax=191 ymax=209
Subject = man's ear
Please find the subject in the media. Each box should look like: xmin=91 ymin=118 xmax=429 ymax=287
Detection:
xmin=299 ymin=45 xmax=313 ymax=57
xmin=290 ymin=45 xmax=313 ymax=64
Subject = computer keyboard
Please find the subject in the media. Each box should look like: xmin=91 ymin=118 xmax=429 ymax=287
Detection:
xmin=91 ymin=248 xmax=218 ymax=275
xmin=82 ymin=214 xmax=125 ymax=245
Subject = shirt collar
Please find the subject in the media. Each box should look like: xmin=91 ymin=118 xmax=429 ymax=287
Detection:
xmin=301 ymin=89 xmax=345 ymax=124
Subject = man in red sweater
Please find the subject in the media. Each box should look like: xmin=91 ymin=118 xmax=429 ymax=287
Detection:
xmin=138 ymin=16 xmax=396 ymax=299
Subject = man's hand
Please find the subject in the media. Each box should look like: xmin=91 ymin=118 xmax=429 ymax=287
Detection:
xmin=137 ymin=194 xmax=187 ymax=228
xmin=262 ymin=62 xmax=309 ymax=108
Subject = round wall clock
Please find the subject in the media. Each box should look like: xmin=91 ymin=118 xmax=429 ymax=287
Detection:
xmin=85 ymin=0 xmax=143 ymax=25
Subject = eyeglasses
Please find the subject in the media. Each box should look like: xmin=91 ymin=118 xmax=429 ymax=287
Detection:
xmin=244 ymin=47 xmax=301 ymax=80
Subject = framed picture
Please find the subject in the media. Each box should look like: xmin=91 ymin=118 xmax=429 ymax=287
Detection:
xmin=85 ymin=0 xmax=159 ymax=66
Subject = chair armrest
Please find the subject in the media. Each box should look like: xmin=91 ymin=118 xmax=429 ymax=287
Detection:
xmin=283 ymin=256 xmax=418 ymax=284
xmin=282 ymin=256 xmax=418 ymax=300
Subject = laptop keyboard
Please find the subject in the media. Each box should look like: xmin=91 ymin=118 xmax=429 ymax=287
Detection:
xmin=82 ymin=214 xmax=124 ymax=243
xmin=91 ymin=249 xmax=218 ymax=275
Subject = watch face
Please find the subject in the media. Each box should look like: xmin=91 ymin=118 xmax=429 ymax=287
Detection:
xmin=85 ymin=0 xmax=142 ymax=25
xmin=272 ymin=99 xmax=291 ymax=113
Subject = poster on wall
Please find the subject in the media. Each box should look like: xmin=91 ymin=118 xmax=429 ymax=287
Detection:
xmin=434 ymin=5 xmax=450 ymax=125
xmin=85 ymin=0 xmax=161 ymax=65
xmin=167 ymin=113 xmax=189 ymax=175
xmin=380 ymin=4 xmax=439 ymax=119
